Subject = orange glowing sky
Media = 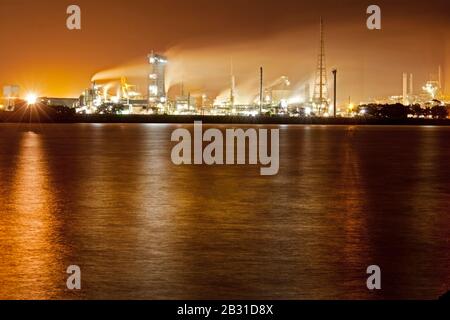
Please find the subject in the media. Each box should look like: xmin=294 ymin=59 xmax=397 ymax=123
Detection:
xmin=0 ymin=0 xmax=448 ymax=103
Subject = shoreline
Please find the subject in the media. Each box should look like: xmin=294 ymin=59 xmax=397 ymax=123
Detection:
xmin=1 ymin=113 xmax=450 ymax=126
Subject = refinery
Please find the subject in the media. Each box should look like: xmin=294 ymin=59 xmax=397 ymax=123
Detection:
xmin=1 ymin=19 xmax=449 ymax=118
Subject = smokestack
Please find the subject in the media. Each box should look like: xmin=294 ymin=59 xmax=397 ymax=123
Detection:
xmin=332 ymin=69 xmax=337 ymax=118
xmin=230 ymin=59 xmax=235 ymax=108
xmin=402 ymin=72 xmax=408 ymax=105
xmin=259 ymin=67 xmax=263 ymax=114
xmin=187 ymin=92 xmax=191 ymax=110
xmin=446 ymin=33 xmax=450 ymax=94
xmin=438 ymin=65 xmax=442 ymax=89
xmin=409 ymin=73 xmax=413 ymax=96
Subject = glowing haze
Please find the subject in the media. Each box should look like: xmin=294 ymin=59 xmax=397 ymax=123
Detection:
xmin=0 ymin=0 xmax=448 ymax=104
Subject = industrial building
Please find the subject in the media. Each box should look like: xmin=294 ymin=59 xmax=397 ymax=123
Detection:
xmin=70 ymin=18 xmax=334 ymax=117
xmin=69 ymin=18 xmax=448 ymax=118
xmin=41 ymin=97 xmax=79 ymax=108
xmin=148 ymin=51 xmax=168 ymax=112
xmin=1 ymin=85 xmax=20 ymax=111
xmin=264 ymin=76 xmax=292 ymax=111
xmin=76 ymin=77 xmax=147 ymax=114
xmin=396 ymin=67 xmax=446 ymax=106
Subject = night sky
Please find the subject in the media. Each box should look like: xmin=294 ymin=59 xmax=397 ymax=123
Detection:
xmin=0 ymin=0 xmax=448 ymax=103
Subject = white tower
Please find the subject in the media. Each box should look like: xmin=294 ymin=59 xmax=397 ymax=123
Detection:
xmin=402 ymin=73 xmax=408 ymax=105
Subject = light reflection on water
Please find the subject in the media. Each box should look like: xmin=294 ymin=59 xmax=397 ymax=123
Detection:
xmin=0 ymin=124 xmax=449 ymax=300
xmin=0 ymin=132 xmax=67 ymax=299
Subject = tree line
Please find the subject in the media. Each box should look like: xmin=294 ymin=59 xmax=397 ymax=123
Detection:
xmin=356 ymin=103 xmax=449 ymax=119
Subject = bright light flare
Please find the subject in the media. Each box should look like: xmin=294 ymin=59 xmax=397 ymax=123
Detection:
xmin=25 ymin=93 xmax=38 ymax=105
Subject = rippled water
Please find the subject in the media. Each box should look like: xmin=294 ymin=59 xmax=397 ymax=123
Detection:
xmin=0 ymin=124 xmax=449 ymax=300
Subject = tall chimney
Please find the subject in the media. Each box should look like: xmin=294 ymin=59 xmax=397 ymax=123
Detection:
xmin=332 ymin=69 xmax=337 ymax=118
xmin=259 ymin=67 xmax=263 ymax=114
xmin=409 ymin=74 xmax=413 ymax=96
xmin=438 ymin=65 xmax=442 ymax=89
xmin=402 ymin=73 xmax=408 ymax=105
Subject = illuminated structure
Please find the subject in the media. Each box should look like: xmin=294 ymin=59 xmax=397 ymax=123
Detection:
xmin=423 ymin=81 xmax=440 ymax=100
xmin=2 ymin=85 xmax=20 ymax=111
xmin=382 ymin=69 xmax=445 ymax=106
xmin=80 ymin=81 xmax=102 ymax=113
xmin=398 ymin=72 xmax=418 ymax=105
xmin=265 ymin=76 xmax=292 ymax=110
xmin=410 ymin=73 xmax=414 ymax=97
xmin=403 ymin=73 xmax=408 ymax=105
xmin=77 ymin=79 xmax=145 ymax=114
xmin=120 ymin=77 xmax=141 ymax=102
xmin=148 ymin=52 xmax=167 ymax=109
xmin=422 ymin=67 xmax=444 ymax=100
xmin=313 ymin=17 xmax=329 ymax=115
xmin=229 ymin=60 xmax=236 ymax=112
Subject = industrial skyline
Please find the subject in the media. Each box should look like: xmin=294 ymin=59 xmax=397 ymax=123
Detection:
xmin=0 ymin=0 xmax=449 ymax=105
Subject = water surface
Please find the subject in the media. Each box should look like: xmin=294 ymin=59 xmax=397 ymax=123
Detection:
xmin=0 ymin=124 xmax=449 ymax=299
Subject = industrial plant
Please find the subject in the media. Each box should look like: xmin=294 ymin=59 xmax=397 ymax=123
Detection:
xmin=1 ymin=19 xmax=448 ymax=118
xmin=68 ymin=19 xmax=338 ymax=117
